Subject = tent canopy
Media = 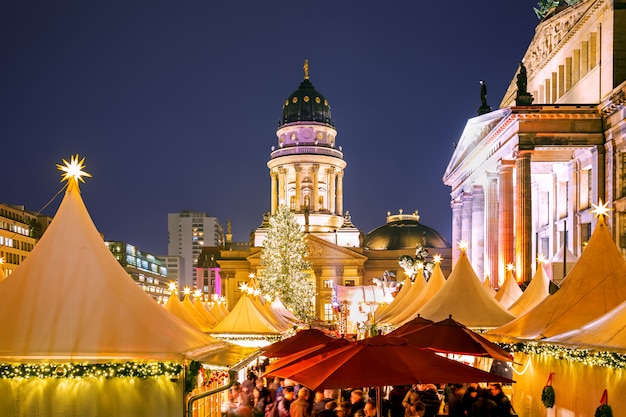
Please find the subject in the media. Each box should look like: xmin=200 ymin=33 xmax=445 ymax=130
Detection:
xmin=0 ymin=178 xmax=224 ymax=361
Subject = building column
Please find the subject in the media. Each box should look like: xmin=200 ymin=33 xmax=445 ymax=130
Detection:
xmin=328 ymin=167 xmax=336 ymax=214
xmin=515 ymin=151 xmax=533 ymax=285
xmin=312 ymin=164 xmax=320 ymax=212
xmin=278 ymin=167 xmax=286 ymax=206
xmin=336 ymin=169 xmax=344 ymax=216
xmin=461 ymin=192 xmax=473 ymax=261
xmin=498 ymin=160 xmax=515 ymax=286
xmin=485 ymin=172 xmax=499 ymax=287
xmin=295 ymin=164 xmax=302 ymax=212
xmin=270 ymin=169 xmax=278 ymax=215
xmin=451 ymin=198 xmax=463 ymax=264
xmin=471 ymin=185 xmax=485 ymax=279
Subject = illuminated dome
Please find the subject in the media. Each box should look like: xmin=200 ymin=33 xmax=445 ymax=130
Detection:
xmin=364 ymin=210 xmax=451 ymax=250
xmin=280 ymin=61 xmax=333 ymax=127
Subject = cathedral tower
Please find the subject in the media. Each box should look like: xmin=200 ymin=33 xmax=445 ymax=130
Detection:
xmin=254 ymin=60 xmax=361 ymax=247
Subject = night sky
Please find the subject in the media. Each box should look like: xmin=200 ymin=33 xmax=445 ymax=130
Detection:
xmin=2 ymin=1 xmax=540 ymax=255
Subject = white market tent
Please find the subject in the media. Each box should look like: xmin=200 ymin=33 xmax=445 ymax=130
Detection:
xmin=209 ymin=292 xmax=284 ymax=337
xmin=490 ymin=214 xmax=626 ymax=341
xmin=507 ymin=261 xmax=552 ymax=316
xmin=374 ymin=276 xmax=412 ymax=323
xmin=383 ymin=269 xmax=427 ymax=326
xmin=494 ymin=269 xmax=523 ymax=309
xmin=418 ymin=248 xmax=515 ymax=328
xmin=546 ymin=243 xmax=578 ymax=285
xmin=0 ymin=159 xmax=227 ymax=417
xmin=0 ymin=177 xmax=223 ymax=362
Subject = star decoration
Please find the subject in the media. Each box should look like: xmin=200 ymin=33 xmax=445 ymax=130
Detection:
xmin=506 ymin=263 xmax=515 ymax=271
xmin=432 ymin=254 xmax=442 ymax=263
xmin=458 ymin=240 xmax=469 ymax=251
xmin=167 ymin=281 xmax=178 ymax=294
xmin=537 ymin=254 xmax=546 ymax=264
xmin=57 ymin=155 xmax=91 ymax=185
xmin=591 ymin=199 xmax=612 ymax=219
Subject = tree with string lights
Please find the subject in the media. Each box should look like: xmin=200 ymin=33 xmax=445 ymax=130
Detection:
xmin=259 ymin=205 xmax=315 ymax=321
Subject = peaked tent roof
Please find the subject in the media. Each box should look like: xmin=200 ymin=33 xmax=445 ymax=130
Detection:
xmin=209 ymin=293 xmax=283 ymax=335
xmin=0 ymin=178 xmax=224 ymax=361
xmin=418 ymin=249 xmax=515 ymax=328
xmin=387 ymin=261 xmax=448 ymax=326
xmin=508 ymin=262 xmax=552 ymax=316
xmin=544 ymin=299 xmax=626 ymax=353
xmin=374 ymin=276 xmax=412 ymax=323
xmin=489 ymin=215 xmax=626 ymax=341
xmin=164 ymin=293 xmax=212 ymax=332
xmin=494 ymin=270 xmax=523 ymax=309
xmin=386 ymin=269 xmax=428 ymax=326
xmin=271 ymin=297 xmax=298 ymax=323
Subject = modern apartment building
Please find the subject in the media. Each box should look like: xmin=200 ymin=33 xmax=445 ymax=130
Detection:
xmin=105 ymin=241 xmax=170 ymax=304
xmin=167 ymin=211 xmax=223 ymax=290
xmin=0 ymin=203 xmax=38 ymax=277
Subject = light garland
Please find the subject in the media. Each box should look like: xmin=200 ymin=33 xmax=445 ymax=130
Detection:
xmin=498 ymin=342 xmax=626 ymax=369
xmin=0 ymin=361 xmax=183 ymax=379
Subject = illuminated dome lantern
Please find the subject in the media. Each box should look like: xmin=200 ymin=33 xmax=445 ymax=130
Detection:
xmin=364 ymin=210 xmax=450 ymax=250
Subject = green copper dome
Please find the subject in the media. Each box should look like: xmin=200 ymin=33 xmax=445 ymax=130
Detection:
xmin=281 ymin=62 xmax=333 ymax=127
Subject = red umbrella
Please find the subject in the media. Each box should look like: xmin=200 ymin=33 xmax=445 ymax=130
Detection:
xmin=398 ymin=315 xmax=513 ymax=362
xmin=387 ymin=315 xmax=434 ymax=337
xmin=262 ymin=328 xmax=335 ymax=358
xmin=264 ymin=338 xmax=351 ymax=376
xmin=267 ymin=335 xmax=513 ymax=390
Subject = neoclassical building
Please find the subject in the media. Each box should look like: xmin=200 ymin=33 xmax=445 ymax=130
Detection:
xmin=202 ymin=62 xmax=451 ymax=320
xmin=443 ymin=0 xmax=626 ymax=287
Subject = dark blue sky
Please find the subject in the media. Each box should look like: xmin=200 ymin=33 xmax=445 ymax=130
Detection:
xmin=2 ymin=1 xmax=540 ymax=255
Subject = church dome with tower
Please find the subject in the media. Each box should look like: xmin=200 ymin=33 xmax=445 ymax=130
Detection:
xmin=363 ymin=210 xmax=451 ymax=250
xmin=281 ymin=76 xmax=333 ymax=127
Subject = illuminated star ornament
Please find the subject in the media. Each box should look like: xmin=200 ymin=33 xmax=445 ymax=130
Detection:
xmin=56 ymin=155 xmax=91 ymax=188
xmin=591 ymin=199 xmax=612 ymax=219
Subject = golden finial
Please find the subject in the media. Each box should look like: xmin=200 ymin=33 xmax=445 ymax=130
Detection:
xmin=57 ymin=154 xmax=91 ymax=187
xmin=303 ymin=59 xmax=309 ymax=80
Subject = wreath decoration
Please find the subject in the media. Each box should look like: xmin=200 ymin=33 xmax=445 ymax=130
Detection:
xmin=541 ymin=372 xmax=555 ymax=408
xmin=595 ymin=390 xmax=613 ymax=417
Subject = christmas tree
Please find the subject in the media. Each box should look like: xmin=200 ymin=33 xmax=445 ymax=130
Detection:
xmin=259 ymin=205 xmax=315 ymax=321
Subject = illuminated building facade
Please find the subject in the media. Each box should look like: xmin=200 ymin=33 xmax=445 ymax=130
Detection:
xmin=443 ymin=0 xmax=626 ymax=286
xmin=0 ymin=203 xmax=38 ymax=277
xmin=167 ymin=210 xmax=223 ymax=290
xmin=105 ymin=241 xmax=170 ymax=303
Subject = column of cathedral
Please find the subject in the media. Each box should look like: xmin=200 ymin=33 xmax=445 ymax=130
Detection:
xmin=328 ymin=167 xmax=336 ymax=214
xmin=312 ymin=164 xmax=320 ymax=211
xmin=278 ymin=167 xmax=286 ymax=206
xmin=295 ymin=164 xmax=302 ymax=211
xmin=451 ymin=200 xmax=463 ymax=263
xmin=498 ymin=160 xmax=515 ymax=286
xmin=471 ymin=185 xmax=485 ymax=279
xmin=460 ymin=192 xmax=473 ymax=263
xmin=485 ymin=172 xmax=499 ymax=287
xmin=270 ymin=170 xmax=278 ymax=215
xmin=515 ymin=151 xmax=533 ymax=284
xmin=336 ymin=170 xmax=344 ymax=216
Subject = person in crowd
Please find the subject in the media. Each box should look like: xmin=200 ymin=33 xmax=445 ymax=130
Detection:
xmin=447 ymin=384 xmax=465 ymax=417
xmin=388 ymin=385 xmax=408 ymax=417
xmin=471 ymin=388 xmax=497 ymax=417
xmin=363 ymin=400 xmax=377 ymax=417
xmin=290 ymin=386 xmax=311 ymax=417
xmin=348 ymin=390 xmax=366 ymax=417
xmin=242 ymin=370 xmax=258 ymax=392
xmin=402 ymin=384 xmax=421 ymax=416
xmin=461 ymin=386 xmax=478 ymax=416
xmin=320 ymin=401 xmax=338 ymax=417
xmin=311 ymin=390 xmax=327 ymax=417
xmin=335 ymin=401 xmax=351 ymax=417
xmin=278 ymin=386 xmax=296 ymax=417
xmin=253 ymin=385 xmax=270 ymax=417
xmin=488 ymin=384 xmax=511 ymax=417
xmin=418 ymin=384 xmax=441 ymax=417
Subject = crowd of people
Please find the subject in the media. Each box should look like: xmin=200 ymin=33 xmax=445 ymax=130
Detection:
xmin=225 ymin=371 xmax=512 ymax=417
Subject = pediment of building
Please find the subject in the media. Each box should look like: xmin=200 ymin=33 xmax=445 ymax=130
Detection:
xmin=245 ymin=234 xmax=367 ymax=265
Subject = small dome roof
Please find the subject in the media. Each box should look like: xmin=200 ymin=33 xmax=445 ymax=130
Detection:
xmin=364 ymin=211 xmax=450 ymax=250
xmin=280 ymin=61 xmax=333 ymax=127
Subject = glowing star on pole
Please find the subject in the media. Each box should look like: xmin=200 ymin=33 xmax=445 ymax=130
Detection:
xmin=432 ymin=254 xmax=442 ymax=264
xmin=57 ymin=154 xmax=91 ymax=186
xmin=591 ymin=199 xmax=612 ymax=219
xmin=537 ymin=254 xmax=546 ymax=264
xmin=506 ymin=263 xmax=515 ymax=271
xmin=458 ymin=240 xmax=469 ymax=252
